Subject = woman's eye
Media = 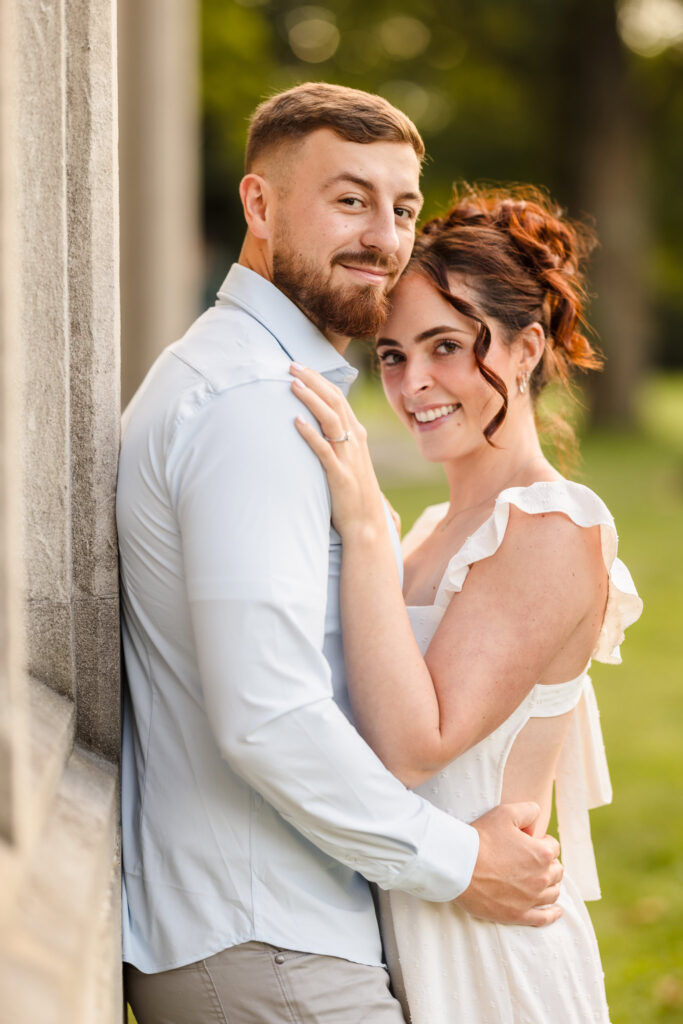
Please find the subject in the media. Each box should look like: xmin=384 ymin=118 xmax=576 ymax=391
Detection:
xmin=378 ymin=350 xmax=404 ymax=367
xmin=340 ymin=197 xmax=363 ymax=208
xmin=435 ymin=339 xmax=461 ymax=355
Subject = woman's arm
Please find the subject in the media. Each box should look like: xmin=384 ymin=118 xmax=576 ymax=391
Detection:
xmin=291 ymin=365 xmax=606 ymax=787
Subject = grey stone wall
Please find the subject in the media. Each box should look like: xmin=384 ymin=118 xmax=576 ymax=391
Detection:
xmin=0 ymin=0 xmax=122 ymax=1020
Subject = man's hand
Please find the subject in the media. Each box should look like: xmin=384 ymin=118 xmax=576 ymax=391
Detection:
xmin=456 ymin=802 xmax=563 ymax=926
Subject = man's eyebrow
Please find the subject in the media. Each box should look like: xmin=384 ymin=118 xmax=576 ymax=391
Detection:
xmin=377 ymin=325 xmax=468 ymax=348
xmin=322 ymin=172 xmax=423 ymax=206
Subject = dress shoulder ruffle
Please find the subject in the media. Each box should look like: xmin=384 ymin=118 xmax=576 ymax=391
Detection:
xmin=409 ymin=480 xmax=642 ymax=663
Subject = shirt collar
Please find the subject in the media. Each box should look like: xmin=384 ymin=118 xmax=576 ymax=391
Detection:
xmin=216 ymin=264 xmax=358 ymax=389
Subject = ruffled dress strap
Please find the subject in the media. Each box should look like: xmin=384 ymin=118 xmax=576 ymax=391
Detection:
xmin=429 ymin=479 xmax=643 ymax=900
xmin=433 ymin=480 xmax=643 ymax=656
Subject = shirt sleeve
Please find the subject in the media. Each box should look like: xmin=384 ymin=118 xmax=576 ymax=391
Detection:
xmin=169 ymin=376 xmax=479 ymax=901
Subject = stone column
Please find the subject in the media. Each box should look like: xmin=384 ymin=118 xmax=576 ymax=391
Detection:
xmin=0 ymin=0 xmax=122 ymax=1020
xmin=67 ymin=0 xmax=122 ymax=758
xmin=20 ymin=0 xmax=75 ymax=701
xmin=118 ymin=0 xmax=201 ymax=406
xmin=0 ymin=0 xmax=28 ymax=858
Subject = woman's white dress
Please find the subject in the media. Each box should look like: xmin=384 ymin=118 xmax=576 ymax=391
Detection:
xmin=379 ymin=480 xmax=642 ymax=1024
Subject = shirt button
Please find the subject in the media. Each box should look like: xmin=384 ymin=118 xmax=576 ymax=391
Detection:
xmin=274 ymin=953 xmax=286 ymax=965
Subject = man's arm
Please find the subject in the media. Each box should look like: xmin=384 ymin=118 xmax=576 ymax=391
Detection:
xmin=170 ymin=378 xmax=560 ymax=920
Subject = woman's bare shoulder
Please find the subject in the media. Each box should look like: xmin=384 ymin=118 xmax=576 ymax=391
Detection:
xmin=493 ymin=501 xmax=606 ymax=603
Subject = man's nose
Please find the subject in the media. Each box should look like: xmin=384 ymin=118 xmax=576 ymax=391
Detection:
xmin=360 ymin=204 xmax=400 ymax=254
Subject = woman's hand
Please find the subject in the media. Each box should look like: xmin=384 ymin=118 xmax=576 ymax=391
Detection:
xmin=290 ymin=363 xmax=387 ymax=539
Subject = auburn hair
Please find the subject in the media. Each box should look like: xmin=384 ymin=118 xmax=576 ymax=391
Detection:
xmin=408 ymin=184 xmax=602 ymax=442
xmin=245 ymin=82 xmax=425 ymax=171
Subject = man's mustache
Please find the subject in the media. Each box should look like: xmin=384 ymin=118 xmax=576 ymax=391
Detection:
xmin=332 ymin=251 xmax=400 ymax=275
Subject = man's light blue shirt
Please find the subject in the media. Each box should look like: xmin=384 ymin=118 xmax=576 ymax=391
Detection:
xmin=118 ymin=264 xmax=479 ymax=972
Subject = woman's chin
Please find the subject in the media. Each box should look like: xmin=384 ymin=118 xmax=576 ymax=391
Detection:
xmin=414 ymin=437 xmax=458 ymax=464
xmin=414 ymin=431 xmax=485 ymax=465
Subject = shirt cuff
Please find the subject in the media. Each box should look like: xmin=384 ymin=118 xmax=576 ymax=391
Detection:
xmin=386 ymin=810 xmax=479 ymax=902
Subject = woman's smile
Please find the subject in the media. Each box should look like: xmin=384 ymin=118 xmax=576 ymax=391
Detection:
xmin=409 ymin=402 xmax=462 ymax=429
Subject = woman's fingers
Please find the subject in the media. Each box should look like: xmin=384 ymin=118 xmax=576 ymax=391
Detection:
xmin=291 ymin=377 xmax=349 ymax=442
xmin=294 ymin=415 xmax=340 ymax=471
xmin=292 ymin=369 xmax=386 ymax=538
xmin=290 ymin=363 xmax=356 ymax=423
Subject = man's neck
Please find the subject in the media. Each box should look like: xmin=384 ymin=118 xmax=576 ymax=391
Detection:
xmin=237 ymin=243 xmax=351 ymax=355
xmin=238 ymin=239 xmax=272 ymax=283
xmin=323 ymin=329 xmax=351 ymax=356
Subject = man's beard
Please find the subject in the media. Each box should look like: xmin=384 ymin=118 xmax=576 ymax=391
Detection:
xmin=272 ymin=244 xmax=399 ymax=339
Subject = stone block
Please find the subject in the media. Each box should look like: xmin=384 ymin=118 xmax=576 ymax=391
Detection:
xmin=74 ymin=596 xmax=120 ymax=760
xmin=0 ymin=745 xmax=120 ymax=1024
xmin=25 ymin=599 xmax=75 ymax=700
xmin=26 ymin=677 xmax=75 ymax=847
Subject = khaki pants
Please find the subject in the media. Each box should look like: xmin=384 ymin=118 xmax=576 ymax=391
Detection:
xmin=125 ymin=941 xmax=407 ymax=1024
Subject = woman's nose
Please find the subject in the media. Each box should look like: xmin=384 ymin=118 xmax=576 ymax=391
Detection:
xmin=401 ymin=359 xmax=432 ymax=397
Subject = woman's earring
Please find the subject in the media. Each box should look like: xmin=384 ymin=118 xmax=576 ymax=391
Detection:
xmin=518 ymin=369 xmax=531 ymax=395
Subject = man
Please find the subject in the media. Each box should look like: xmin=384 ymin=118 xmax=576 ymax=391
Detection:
xmin=120 ymin=83 xmax=562 ymax=1023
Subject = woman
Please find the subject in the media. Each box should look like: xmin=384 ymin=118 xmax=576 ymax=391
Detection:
xmin=290 ymin=186 xmax=642 ymax=1023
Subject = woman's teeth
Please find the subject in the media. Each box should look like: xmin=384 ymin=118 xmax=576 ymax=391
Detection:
xmin=413 ymin=404 xmax=458 ymax=423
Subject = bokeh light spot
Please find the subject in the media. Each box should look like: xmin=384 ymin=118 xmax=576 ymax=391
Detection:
xmin=379 ymin=80 xmax=452 ymax=134
xmin=286 ymin=6 xmax=340 ymax=64
xmin=379 ymin=16 xmax=432 ymax=60
xmin=618 ymin=0 xmax=683 ymax=56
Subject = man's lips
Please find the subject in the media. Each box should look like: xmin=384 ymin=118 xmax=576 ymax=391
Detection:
xmin=333 ymin=251 xmax=399 ymax=286
xmin=339 ymin=263 xmax=391 ymax=285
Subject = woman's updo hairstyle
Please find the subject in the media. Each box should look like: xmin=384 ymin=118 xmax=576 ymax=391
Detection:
xmin=409 ymin=184 xmax=602 ymax=441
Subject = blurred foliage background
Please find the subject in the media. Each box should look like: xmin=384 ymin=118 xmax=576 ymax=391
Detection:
xmin=202 ymin=0 xmax=683 ymax=424
xmin=192 ymin=2 xmax=683 ymax=1022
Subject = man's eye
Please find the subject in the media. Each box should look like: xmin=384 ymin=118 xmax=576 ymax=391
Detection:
xmin=340 ymin=197 xmax=363 ymax=208
xmin=395 ymin=207 xmax=415 ymax=220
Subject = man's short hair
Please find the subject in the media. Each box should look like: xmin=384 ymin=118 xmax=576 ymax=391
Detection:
xmin=245 ymin=82 xmax=425 ymax=171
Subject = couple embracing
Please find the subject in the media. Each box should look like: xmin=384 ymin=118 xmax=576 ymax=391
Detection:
xmin=119 ymin=83 xmax=642 ymax=1023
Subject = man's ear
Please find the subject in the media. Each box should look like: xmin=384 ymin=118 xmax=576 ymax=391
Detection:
xmin=239 ymin=174 xmax=274 ymax=240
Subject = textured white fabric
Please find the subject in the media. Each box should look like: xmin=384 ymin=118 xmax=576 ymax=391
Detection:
xmin=380 ymin=479 xmax=642 ymax=1023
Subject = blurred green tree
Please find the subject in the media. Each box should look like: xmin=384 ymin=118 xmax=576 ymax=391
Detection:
xmin=201 ymin=0 xmax=683 ymax=425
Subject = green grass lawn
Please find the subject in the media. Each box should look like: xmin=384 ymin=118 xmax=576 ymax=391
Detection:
xmin=129 ymin=373 xmax=683 ymax=1024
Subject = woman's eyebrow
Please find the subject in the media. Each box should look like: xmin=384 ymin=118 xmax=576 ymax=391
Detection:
xmin=377 ymin=325 xmax=469 ymax=349
xmin=415 ymin=325 xmax=469 ymax=341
